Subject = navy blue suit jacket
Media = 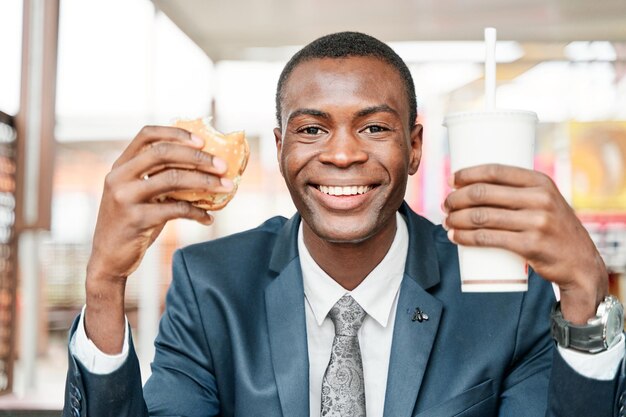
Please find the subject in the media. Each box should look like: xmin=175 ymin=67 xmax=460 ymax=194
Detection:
xmin=64 ymin=203 xmax=625 ymax=416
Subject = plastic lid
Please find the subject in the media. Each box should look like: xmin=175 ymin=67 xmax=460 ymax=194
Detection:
xmin=443 ymin=110 xmax=538 ymax=126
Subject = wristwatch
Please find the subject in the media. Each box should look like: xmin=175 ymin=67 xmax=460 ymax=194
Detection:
xmin=551 ymin=295 xmax=624 ymax=353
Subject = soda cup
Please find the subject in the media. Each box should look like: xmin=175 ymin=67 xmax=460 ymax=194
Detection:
xmin=444 ymin=110 xmax=537 ymax=292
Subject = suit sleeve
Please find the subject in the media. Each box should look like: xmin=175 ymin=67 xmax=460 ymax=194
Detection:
xmin=496 ymin=271 xmax=625 ymax=417
xmin=62 ymin=249 xmax=220 ymax=417
xmin=63 ymin=318 xmax=148 ymax=417
xmin=547 ymin=344 xmax=624 ymax=417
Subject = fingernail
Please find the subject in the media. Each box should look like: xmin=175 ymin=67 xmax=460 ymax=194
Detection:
xmin=220 ymin=177 xmax=234 ymax=189
xmin=447 ymin=175 xmax=455 ymax=187
xmin=212 ymin=157 xmax=227 ymax=172
xmin=441 ymin=201 xmax=449 ymax=214
xmin=447 ymin=229 xmax=455 ymax=243
xmin=442 ymin=214 xmax=449 ymax=231
xmin=191 ymin=134 xmax=204 ymax=146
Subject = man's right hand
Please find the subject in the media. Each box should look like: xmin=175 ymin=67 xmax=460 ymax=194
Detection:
xmin=84 ymin=126 xmax=232 ymax=354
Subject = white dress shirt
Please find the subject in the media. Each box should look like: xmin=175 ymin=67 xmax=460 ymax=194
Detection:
xmin=70 ymin=305 xmax=129 ymax=374
xmin=299 ymin=212 xmax=408 ymax=417
xmin=71 ymin=213 xmax=625 ymax=414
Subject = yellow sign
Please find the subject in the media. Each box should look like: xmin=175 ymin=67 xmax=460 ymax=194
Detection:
xmin=570 ymin=121 xmax=626 ymax=210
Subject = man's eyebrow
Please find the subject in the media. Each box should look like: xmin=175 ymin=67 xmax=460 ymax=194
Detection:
xmin=287 ymin=108 xmax=330 ymax=124
xmin=356 ymin=104 xmax=400 ymax=118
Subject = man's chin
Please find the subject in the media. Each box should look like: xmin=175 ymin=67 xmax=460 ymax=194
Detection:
xmin=322 ymin=234 xmax=372 ymax=245
xmin=304 ymin=216 xmax=383 ymax=246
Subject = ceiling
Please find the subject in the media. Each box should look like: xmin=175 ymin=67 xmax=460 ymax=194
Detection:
xmin=151 ymin=0 xmax=626 ymax=61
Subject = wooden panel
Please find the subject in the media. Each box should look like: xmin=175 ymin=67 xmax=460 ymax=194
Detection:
xmin=0 ymin=111 xmax=19 ymax=396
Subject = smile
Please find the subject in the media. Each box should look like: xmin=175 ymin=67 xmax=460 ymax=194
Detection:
xmin=316 ymin=185 xmax=373 ymax=196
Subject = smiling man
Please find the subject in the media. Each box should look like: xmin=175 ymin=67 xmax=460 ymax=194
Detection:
xmin=274 ymin=54 xmax=421 ymax=292
xmin=64 ymin=32 xmax=625 ymax=417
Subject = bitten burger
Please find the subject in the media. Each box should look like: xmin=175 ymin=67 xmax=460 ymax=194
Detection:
xmin=165 ymin=118 xmax=249 ymax=210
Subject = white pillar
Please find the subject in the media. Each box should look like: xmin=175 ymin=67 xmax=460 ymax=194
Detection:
xmin=17 ymin=230 xmax=40 ymax=395
xmin=16 ymin=0 xmax=50 ymax=396
xmin=136 ymin=3 xmax=161 ymax=384
xmin=136 ymin=242 xmax=161 ymax=383
xmin=422 ymin=97 xmax=448 ymax=224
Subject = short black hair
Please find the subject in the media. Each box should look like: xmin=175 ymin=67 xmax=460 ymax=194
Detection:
xmin=275 ymin=31 xmax=417 ymax=129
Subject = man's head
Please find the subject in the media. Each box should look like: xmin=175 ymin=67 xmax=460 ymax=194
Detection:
xmin=275 ymin=32 xmax=417 ymax=130
xmin=273 ymin=32 xmax=422 ymax=248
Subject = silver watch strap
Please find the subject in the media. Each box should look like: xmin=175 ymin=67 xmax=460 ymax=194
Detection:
xmin=551 ymin=302 xmax=607 ymax=353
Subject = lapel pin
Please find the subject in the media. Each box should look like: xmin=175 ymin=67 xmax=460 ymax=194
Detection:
xmin=412 ymin=307 xmax=429 ymax=323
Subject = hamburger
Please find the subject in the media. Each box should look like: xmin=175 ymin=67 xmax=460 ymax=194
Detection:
xmin=165 ymin=117 xmax=249 ymax=210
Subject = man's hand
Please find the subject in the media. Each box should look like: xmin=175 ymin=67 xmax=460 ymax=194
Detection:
xmin=443 ymin=164 xmax=608 ymax=325
xmin=85 ymin=126 xmax=232 ymax=353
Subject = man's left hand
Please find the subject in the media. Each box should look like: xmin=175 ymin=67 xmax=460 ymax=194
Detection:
xmin=443 ymin=164 xmax=608 ymax=325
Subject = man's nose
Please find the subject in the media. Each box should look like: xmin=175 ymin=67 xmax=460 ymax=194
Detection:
xmin=318 ymin=130 xmax=368 ymax=168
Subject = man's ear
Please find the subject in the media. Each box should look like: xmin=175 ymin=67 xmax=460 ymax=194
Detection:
xmin=274 ymin=127 xmax=284 ymax=177
xmin=408 ymin=123 xmax=423 ymax=175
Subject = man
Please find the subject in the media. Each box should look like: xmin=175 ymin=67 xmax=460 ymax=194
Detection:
xmin=64 ymin=32 xmax=625 ymax=416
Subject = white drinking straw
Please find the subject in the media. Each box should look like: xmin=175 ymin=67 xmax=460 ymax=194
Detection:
xmin=484 ymin=27 xmax=497 ymax=110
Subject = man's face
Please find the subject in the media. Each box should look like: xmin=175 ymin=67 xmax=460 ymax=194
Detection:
xmin=274 ymin=56 xmax=422 ymax=244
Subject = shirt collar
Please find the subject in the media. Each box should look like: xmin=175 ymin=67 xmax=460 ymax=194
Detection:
xmin=299 ymin=212 xmax=409 ymax=328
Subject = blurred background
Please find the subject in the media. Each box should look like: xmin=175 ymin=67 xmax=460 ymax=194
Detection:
xmin=1 ymin=0 xmax=626 ymax=413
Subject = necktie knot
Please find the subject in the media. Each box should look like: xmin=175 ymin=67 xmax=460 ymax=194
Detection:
xmin=328 ymin=294 xmax=366 ymax=337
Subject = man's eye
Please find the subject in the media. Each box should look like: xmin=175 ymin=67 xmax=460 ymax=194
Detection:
xmin=364 ymin=125 xmax=387 ymax=134
xmin=299 ymin=126 xmax=323 ymax=135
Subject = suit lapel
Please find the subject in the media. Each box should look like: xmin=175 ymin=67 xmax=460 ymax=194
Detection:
xmin=383 ymin=277 xmax=442 ymax=417
xmin=265 ymin=215 xmax=309 ymax=417
xmin=382 ymin=204 xmax=444 ymax=417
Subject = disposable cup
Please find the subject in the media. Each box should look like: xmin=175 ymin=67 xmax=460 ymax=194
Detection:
xmin=443 ymin=110 xmax=537 ymax=292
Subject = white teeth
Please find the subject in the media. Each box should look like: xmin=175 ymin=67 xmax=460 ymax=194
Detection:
xmin=318 ymin=185 xmax=372 ymax=196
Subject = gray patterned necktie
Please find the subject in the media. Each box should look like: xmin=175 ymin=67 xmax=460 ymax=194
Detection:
xmin=321 ymin=294 xmax=367 ymax=417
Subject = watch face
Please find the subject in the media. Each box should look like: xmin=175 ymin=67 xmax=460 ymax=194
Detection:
xmin=605 ymin=301 xmax=624 ymax=347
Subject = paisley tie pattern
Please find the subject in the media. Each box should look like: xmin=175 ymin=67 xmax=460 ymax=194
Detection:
xmin=321 ymin=295 xmax=367 ymax=417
